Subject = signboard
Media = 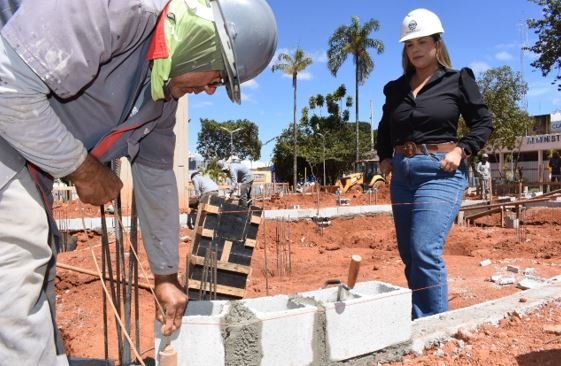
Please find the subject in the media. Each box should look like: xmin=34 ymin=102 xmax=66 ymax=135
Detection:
xmin=551 ymin=111 xmax=561 ymax=132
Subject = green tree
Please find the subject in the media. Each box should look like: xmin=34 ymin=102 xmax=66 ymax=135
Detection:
xmin=271 ymin=48 xmax=313 ymax=190
xmin=316 ymin=94 xmax=325 ymax=116
xmin=196 ymin=119 xmax=261 ymax=161
xmin=527 ymin=0 xmax=561 ymax=90
xmin=327 ymin=16 xmax=384 ymax=163
xmin=478 ymin=66 xmax=534 ymax=154
xmin=272 ymin=84 xmax=371 ymax=184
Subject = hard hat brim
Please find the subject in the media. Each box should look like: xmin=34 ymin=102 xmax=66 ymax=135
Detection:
xmin=210 ymin=0 xmax=241 ymax=104
xmin=399 ymin=30 xmax=443 ymax=43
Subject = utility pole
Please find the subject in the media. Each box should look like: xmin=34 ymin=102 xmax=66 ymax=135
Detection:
xmin=369 ymin=99 xmax=374 ymax=151
xmin=317 ymin=132 xmax=326 ymax=186
xmin=219 ymin=126 xmax=243 ymax=156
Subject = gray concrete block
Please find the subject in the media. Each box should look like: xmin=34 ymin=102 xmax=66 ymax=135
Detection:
xmin=297 ymin=281 xmax=412 ymax=362
xmin=155 ymin=301 xmax=229 ymax=366
xmin=242 ymin=295 xmax=317 ymax=366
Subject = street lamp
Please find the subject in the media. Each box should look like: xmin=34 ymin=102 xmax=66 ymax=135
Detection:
xmin=220 ymin=126 xmax=243 ymax=156
xmin=317 ymin=132 xmax=326 ymax=186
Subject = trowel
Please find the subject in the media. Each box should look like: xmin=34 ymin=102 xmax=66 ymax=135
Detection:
xmin=322 ymin=254 xmax=362 ymax=301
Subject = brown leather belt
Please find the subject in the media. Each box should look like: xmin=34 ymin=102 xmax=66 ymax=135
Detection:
xmin=394 ymin=142 xmax=456 ymax=158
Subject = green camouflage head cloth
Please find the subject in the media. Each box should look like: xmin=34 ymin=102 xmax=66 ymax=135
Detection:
xmin=151 ymin=0 xmax=224 ymax=100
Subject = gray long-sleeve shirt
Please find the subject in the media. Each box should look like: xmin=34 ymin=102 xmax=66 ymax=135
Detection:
xmin=0 ymin=0 xmax=181 ymax=275
xmin=228 ymin=162 xmax=254 ymax=187
xmin=192 ymin=174 xmax=219 ymax=197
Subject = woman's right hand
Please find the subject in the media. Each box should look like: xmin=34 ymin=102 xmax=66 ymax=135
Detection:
xmin=380 ymin=158 xmax=393 ymax=175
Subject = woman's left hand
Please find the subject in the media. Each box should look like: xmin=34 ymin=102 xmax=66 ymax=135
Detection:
xmin=440 ymin=147 xmax=465 ymax=172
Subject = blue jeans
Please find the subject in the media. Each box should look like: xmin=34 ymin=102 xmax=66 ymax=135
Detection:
xmin=390 ymin=152 xmax=467 ymax=319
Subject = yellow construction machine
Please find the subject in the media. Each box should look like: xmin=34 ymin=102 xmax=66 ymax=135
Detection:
xmin=335 ymin=158 xmax=386 ymax=193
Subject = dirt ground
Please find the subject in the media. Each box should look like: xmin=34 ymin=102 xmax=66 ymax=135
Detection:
xmin=54 ymin=186 xmax=561 ymax=365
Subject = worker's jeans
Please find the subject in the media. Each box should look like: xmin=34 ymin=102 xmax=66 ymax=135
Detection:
xmin=0 ymin=167 xmax=68 ymax=366
xmin=390 ymin=153 xmax=467 ymax=319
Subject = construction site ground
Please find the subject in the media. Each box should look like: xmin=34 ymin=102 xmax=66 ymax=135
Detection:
xmin=54 ymin=186 xmax=561 ymax=365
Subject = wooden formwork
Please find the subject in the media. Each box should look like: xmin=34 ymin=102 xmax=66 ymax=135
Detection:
xmin=186 ymin=195 xmax=262 ymax=300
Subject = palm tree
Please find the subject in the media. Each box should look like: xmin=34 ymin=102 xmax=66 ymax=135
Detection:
xmin=327 ymin=16 xmax=384 ymax=163
xmin=272 ymin=48 xmax=313 ymax=190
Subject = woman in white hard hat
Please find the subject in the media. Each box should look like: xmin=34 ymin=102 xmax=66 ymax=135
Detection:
xmin=375 ymin=8 xmax=493 ymax=319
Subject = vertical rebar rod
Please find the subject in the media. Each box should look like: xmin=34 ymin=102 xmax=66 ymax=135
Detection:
xmin=262 ymin=218 xmax=269 ymax=296
xmin=114 ymin=193 xmax=125 ymax=365
xmin=100 ymin=206 xmax=109 ymax=361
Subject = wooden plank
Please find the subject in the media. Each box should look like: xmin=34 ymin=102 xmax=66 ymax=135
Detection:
xmin=187 ymin=279 xmax=245 ymax=298
xmin=201 ymin=203 xmax=220 ymax=214
xmin=196 ymin=226 xmax=214 ymax=238
xmin=221 ymin=240 xmax=233 ymax=262
xmin=245 ymin=238 xmax=256 ymax=248
xmin=190 ymin=255 xmax=251 ymax=274
xmin=250 ymin=214 xmax=262 ymax=225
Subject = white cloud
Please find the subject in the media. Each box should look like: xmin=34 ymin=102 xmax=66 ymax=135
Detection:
xmin=469 ymin=61 xmax=491 ymax=75
xmin=242 ymin=79 xmax=259 ymax=89
xmin=241 ymin=92 xmax=255 ymax=103
xmin=495 ymin=51 xmax=513 ymax=61
xmin=527 ymin=80 xmax=555 ymax=97
xmin=282 ymin=70 xmax=313 ymax=80
xmin=527 ymin=86 xmax=551 ymax=97
xmin=310 ymin=50 xmax=328 ymax=63
xmin=190 ymin=101 xmax=213 ymax=108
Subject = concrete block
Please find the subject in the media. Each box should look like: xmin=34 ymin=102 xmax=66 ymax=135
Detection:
xmin=241 ymin=295 xmax=317 ymax=366
xmin=297 ymin=281 xmax=412 ymax=362
xmin=480 ymin=259 xmax=492 ymax=267
xmin=155 ymin=301 xmax=229 ymax=366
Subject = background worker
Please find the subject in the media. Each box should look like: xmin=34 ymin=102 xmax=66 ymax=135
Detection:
xmin=0 ymin=0 xmax=277 ymax=364
xmin=549 ymin=151 xmax=561 ymax=186
xmin=376 ymin=8 xmax=492 ymax=319
xmin=218 ymin=159 xmax=254 ymax=207
xmin=476 ymin=153 xmax=492 ymax=200
xmin=188 ymin=170 xmax=220 ymax=228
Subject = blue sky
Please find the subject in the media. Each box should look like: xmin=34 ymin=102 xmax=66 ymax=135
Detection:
xmin=187 ymin=0 xmax=560 ymax=163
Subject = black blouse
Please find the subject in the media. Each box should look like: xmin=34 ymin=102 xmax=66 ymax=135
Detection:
xmin=375 ymin=67 xmax=493 ymax=161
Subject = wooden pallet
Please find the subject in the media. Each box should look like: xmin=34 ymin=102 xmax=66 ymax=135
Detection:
xmin=186 ymin=195 xmax=262 ymax=300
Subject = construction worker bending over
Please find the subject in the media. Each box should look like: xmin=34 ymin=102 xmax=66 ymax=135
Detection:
xmin=0 ymin=0 xmax=277 ymax=364
xmin=218 ymin=159 xmax=254 ymax=207
xmin=188 ymin=170 xmax=220 ymax=228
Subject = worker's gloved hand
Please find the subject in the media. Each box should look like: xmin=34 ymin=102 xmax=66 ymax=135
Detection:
xmin=154 ymin=274 xmax=188 ymax=336
xmin=67 ymin=154 xmax=123 ymax=205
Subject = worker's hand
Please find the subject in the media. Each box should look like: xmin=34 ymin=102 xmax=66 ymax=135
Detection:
xmin=380 ymin=158 xmax=393 ymax=175
xmin=67 ymin=154 xmax=123 ymax=205
xmin=440 ymin=147 xmax=465 ymax=173
xmin=154 ymin=274 xmax=188 ymax=336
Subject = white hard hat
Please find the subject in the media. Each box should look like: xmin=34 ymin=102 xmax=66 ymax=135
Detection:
xmin=399 ymin=8 xmax=444 ymax=43
xmin=481 ymin=153 xmax=489 ymax=158
xmin=210 ymin=0 xmax=278 ymax=104
xmin=217 ymin=159 xmax=228 ymax=171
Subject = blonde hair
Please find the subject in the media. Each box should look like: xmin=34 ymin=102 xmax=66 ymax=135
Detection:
xmin=401 ymin=34 xmax=452 ymax=75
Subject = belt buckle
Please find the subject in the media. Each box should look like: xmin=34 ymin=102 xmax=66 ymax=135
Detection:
xmin=402 ymin=141 xmax=417 ymax=158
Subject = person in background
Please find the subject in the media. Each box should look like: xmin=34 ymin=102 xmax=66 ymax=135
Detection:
xmin=375 ymin=8 xmax=493 ymax=319
xmin=217 ymin=158 xmax=254 ymax=207
xmin=549 ymin=151 xmax=561 ymax=185
xmin=0 ymin=0 xmax=277 ymax=364
xmin=188 ymin=170 xmax=220 ymax=228
xmin=476 ymin=153 xmax=492 ymax=200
